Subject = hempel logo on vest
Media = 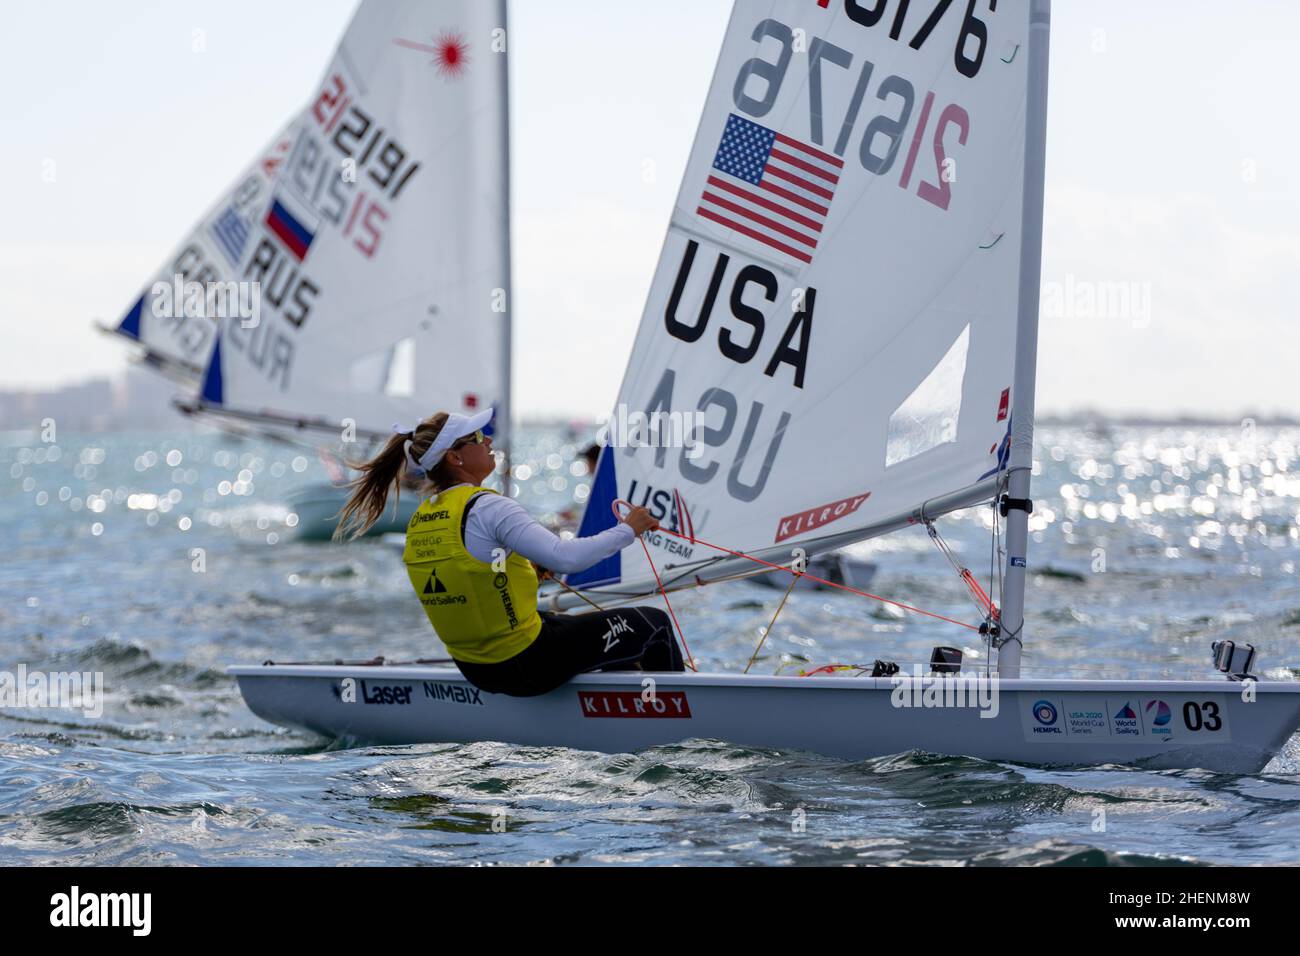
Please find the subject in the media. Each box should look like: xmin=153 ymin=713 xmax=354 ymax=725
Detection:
xmin=580 ymin=691 xmax=691 ymax=718
xmin=493 ymin=572 xmax=520 ymax=628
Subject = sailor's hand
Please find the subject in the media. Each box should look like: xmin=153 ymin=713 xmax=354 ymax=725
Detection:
xmin=532 ymin=562 xmax=553 ymax=580
xmin=621 ymin=506 xmax=659 ymax=536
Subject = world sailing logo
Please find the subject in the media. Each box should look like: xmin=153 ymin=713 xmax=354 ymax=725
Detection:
xmin=1111 ymin=701 xmax=1142 ymax=736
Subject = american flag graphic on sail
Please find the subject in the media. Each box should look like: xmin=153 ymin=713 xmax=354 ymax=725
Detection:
xmin=697 ymin=113 xmax=842 ymax=265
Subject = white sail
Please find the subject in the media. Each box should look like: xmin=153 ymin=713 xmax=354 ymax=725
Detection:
xmin=570 ymin=0 xmax=1032 ymax=593
xmin=195 ymin=0 xmax=511 ymax=442
xmin=101 ymin=128 xmax=295 ymax=380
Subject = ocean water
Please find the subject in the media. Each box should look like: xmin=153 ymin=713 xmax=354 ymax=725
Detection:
xmin=2 ymin=423 xmax=1299 ymax=866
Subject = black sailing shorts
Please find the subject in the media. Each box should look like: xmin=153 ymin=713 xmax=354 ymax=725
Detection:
xmin=453 ymin=606 xmax=685 ymax=697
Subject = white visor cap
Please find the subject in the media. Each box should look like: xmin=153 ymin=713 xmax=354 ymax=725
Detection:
xmin=396 ymin=408 xmax=494 ymax=477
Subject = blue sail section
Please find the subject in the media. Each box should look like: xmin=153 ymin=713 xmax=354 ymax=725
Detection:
xmin=565 ymin=445 xmax=621 ymax=588
xmin=200 ymin=335 xmax=224 ymax=405
xmin=117 ymin=296 xmax=144 ymax=340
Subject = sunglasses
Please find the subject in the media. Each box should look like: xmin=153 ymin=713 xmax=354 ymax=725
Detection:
xmin=451 ymin=429 xmax=487 ymax=449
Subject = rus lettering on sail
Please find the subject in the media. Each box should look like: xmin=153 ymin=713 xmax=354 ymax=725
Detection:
xmin=244 ymin=237 xmax=318 ymax=329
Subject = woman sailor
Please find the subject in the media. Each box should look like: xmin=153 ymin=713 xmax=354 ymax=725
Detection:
xmin=337 ymin=409 xmax=685 ymax=696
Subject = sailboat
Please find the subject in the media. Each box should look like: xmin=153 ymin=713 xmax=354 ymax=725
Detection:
xmin=101 ymin=0 xmax=514 ymax=539
xmin=232 ymin=0 xmax=1300 ymax=773
xmin=97 ymin=127 xmax=294 ymax=385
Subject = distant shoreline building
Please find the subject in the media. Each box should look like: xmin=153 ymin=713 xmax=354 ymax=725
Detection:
xmin=0 ymin=366 xmax=187 ymax=433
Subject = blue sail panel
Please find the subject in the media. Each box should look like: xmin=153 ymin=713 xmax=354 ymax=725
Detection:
xmin=117 ymin=296 xmax=144 ymax=340
xmin=565 ymin=445 xmax=621 ymax=588
xmin=200 ymin=335 xmax=224 ymax=405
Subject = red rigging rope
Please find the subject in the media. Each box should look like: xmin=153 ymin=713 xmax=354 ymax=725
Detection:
xmin=612 ymin=500 xmax=698 ymax=671
xmin=960 ymin=569 xmax=999 ymax=621
xmin=925 ymin=520 xmax=1000 ymax=622
xmin=610 ymin=500 xmax=981 ymax=635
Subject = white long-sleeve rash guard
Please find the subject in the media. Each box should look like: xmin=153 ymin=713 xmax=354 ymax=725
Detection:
xmin=452 ymin=484 xmax=636 ymax=574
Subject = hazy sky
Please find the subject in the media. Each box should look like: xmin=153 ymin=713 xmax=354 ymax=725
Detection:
xmin=2 ymin=0 xmax=1297 ymax=418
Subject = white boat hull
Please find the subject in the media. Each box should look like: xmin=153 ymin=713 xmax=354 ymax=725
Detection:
xmin=229 ymin=664 xmax=1300 ymax=774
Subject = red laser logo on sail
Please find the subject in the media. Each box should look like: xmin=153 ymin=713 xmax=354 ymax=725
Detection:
xmin=393 ymin=31 xmax=469 ymax=78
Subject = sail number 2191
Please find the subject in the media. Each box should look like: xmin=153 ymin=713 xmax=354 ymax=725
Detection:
xmin=734 ymin=10 xmax=992 ymax=211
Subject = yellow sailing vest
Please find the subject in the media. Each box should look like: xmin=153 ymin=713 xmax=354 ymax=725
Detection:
xmin=402 ymin=485 xmax=542 ymax=664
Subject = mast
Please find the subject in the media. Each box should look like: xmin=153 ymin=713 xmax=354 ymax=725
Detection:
xmin=496 ymin=0 xmax=514 ymax=499
xmin=996 ymin=0 xmax=1051 ymax=679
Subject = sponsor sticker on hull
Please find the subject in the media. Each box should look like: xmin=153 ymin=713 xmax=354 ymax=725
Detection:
xmin=1021 ymin=695 xmax=1231 ymax=743
xmin=1063 ymin=703 xmax=1108 ymax=737
xmin=1143 ymin=698 xmax=1175 ymax=738
xmin=1027 ymin=698 xmax=1064 ymax=736
xmin=579 ymin=691 xmax=691 ymax=719
xmin=423 ymin=681 xmax=484 ymax=706
xmin=1108 ymin=700 xmax=1143 ymax=738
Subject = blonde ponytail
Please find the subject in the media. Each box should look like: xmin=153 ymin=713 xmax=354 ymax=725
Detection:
xmin=334 ymin=411 xmax=452 ymax=541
